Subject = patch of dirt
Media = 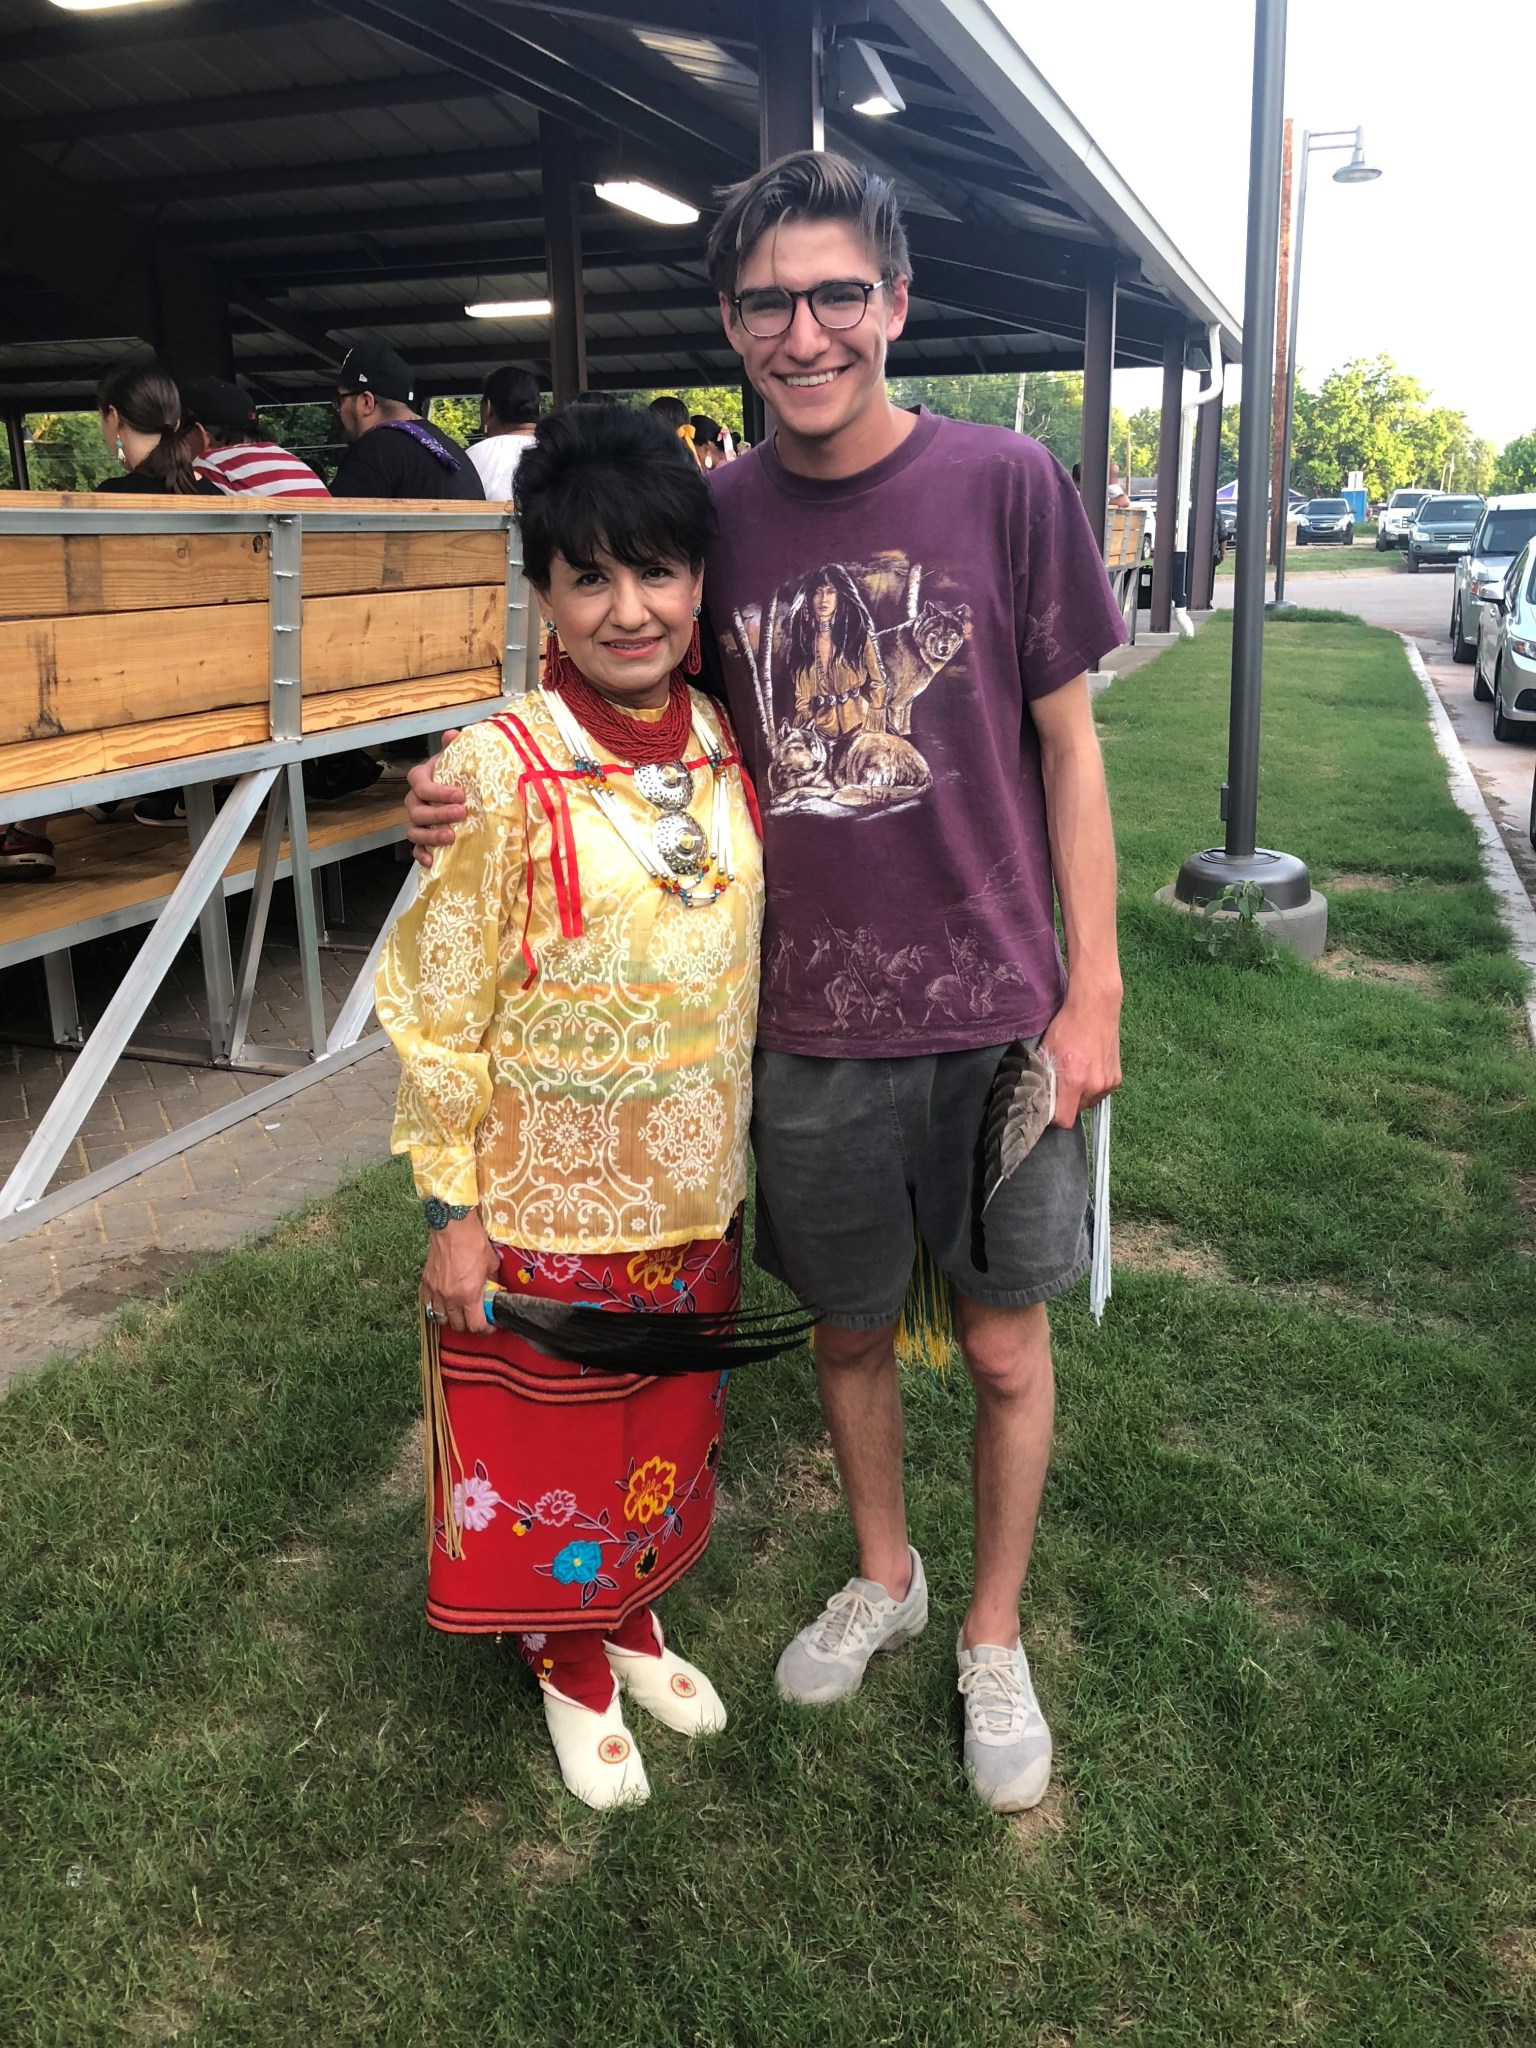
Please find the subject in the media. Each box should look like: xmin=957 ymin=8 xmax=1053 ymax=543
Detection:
xmin=378 ymin=1420 xmax=425 ymax=1508
xmin=1317 ymin=948 xmax=1440 ymax=995
xmin=1244 ymin=1574 xmax=1314 ymax=1633
xmin=1114 ymin=1219 xmax=1231 ymax=1283
xmin=1493 ymin=1927 xmax=1536 ymax=1987
xmin=1327 ymin=873 xmax=1399 ymax=892
xmin=505 ymin=1835 xmax=593 ymax=1888
xmin=1005 ymin=1781 xmax=1074 ymax=1860
xmin=1517 ymin=1174 xmax=1536 ymax=1217
xmin=130 ymin=2001 xmax=197 ymax=2042
xmin=772 ymin=1441 xmax=843 ymax=1519
xmin=58 ymin=1249 xmax=202 ymax=1317
xmin=444 ymin=1796 xmax=505 ymax=1839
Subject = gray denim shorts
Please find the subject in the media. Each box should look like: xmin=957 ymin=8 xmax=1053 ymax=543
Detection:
xmin=751 ymin=1044 xmax=1091 ymax=1329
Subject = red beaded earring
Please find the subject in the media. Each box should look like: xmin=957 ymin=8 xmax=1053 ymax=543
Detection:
xmin=684 ymin=615 xmax=702 ymax=675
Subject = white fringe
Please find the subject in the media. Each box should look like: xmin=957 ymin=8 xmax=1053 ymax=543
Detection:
xmin=1089 ymin=1097 xmax=1113 ymax=1324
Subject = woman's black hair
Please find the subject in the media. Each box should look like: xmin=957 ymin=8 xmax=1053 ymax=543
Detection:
xmin=782 ymin=562 xmax=878 ymax=679
xmin=516 ymin=402 xmax=715 ymax=590
xmin=646 ymin=394 xmax=690 ymax=433
xmin=690 ymin=414 xmax=723 ymax=445
xmin=96 ymin=359 xmax=202 ymax=494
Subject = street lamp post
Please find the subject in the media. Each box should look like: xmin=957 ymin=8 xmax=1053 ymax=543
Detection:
xmin=1167 ymin=0 xmax=1327 ymax=957
xmin=1271 ymin=127 xmax=1382 ymax=607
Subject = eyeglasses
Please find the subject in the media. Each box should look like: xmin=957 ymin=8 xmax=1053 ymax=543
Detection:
xmin=730 ymin=277 xmax=889 ymax=340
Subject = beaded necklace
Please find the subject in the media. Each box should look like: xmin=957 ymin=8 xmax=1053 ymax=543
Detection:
xmin=541 ymin=684 xmax=736 ymax=910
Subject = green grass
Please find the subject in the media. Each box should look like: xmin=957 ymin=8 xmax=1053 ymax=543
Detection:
xmin=1218 ymin=537 xmax=1401 ymax=575
xmin=2 ymin=616 xmax=1533 ymax=2046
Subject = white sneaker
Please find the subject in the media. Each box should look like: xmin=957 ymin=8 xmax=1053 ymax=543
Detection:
xmin=541 ymin=1687 xmax=650 ymax=1810
xmin=957 ymin=1635 xmax=1052 ymax=1812
xmin=605 ymin=1622 xmax=727 ymax=1737
xmin=775 ymin=1546 xmax=928 ymax=1705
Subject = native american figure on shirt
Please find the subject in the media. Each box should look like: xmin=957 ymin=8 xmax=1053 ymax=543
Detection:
xmin=727 ymin=554 xmax=972 ymax=819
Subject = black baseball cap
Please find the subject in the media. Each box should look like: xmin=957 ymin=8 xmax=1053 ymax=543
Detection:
xmin=184 ymin=376 xmax=260 ymax=433
xmin=335 ymin=343 xmax=415 ymax=404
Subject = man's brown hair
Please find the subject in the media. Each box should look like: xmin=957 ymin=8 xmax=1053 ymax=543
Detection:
xmin=706 ymin=149 xmax=911 ymax=302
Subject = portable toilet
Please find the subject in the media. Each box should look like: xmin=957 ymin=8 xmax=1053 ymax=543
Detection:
xmin=1342 ymin=471 xmax=1367 ymax=528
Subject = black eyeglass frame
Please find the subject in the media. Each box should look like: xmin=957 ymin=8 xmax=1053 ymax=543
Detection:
xmin=729 ymin=276 xmax=892 ymax=339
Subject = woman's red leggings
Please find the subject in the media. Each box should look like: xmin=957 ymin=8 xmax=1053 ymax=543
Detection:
xmin=516 ymin=1605 xmax=663 ymax=1712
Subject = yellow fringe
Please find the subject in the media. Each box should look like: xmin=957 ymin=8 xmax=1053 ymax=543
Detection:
xmin=893 ymin=1231 xmax=956 ymax=1379
xmin=420 ymin=1307 xmax=467 ymax=1563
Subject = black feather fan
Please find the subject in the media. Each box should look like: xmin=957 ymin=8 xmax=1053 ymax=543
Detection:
xmin=481 ymin=1290 xmax=816 ymax=1374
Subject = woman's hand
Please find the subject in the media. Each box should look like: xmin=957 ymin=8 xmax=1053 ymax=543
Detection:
xmin=422 ymin=1213 xmax=500 ymax=1334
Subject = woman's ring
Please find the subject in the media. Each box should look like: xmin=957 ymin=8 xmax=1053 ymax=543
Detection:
xmin=424 ymin=1304 xmax=443 ymax=1323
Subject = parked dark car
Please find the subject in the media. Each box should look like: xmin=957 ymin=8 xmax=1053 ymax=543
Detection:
xmin=1406 ymin=494 xmax=1484 ymax=572
xmin=1294 ymin=497 xmax=1355 ymax=546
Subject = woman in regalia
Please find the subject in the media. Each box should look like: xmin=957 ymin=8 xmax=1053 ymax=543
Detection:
xmin=377 ymin=402 xmax=764 ymax=1809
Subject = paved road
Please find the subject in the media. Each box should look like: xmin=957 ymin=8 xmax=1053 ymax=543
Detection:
xmin=1215 ymin=560 xmax=1536 ymax=894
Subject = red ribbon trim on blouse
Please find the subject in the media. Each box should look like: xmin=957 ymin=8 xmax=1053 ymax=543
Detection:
xmin=492 ymin=714 xmax=584 ymax=983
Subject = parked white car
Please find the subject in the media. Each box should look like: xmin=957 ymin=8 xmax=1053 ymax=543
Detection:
xmin=1473 ymin=538 xmax=1536 ymax=741
xmin=1376 ymin=487 xmax=1433 ymax=551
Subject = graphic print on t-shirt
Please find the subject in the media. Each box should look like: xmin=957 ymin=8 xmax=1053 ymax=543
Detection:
xmin=721 ymin=551 xmax=972 ymax=819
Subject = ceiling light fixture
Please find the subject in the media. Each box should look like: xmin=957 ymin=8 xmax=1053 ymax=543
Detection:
xmin=464 ymin=298 xmax=553 ymax=319
xmin=48 ymin=0 xmax=165 ymax=11
xmin=594 ymin=180 xmax=700 ymax=227
xmin=826 ymin=38 xmax=905 ymax=120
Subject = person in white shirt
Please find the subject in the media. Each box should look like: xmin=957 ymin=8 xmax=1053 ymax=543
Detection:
xmin=467 ymin=366 xmax=540 ymax=500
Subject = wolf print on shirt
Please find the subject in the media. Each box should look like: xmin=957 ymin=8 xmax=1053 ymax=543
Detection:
xmin=726 ymin=553 xmax=972 ymax=818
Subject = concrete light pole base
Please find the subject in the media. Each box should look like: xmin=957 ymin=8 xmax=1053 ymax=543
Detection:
xmin=1155 ymin=882 xmax=1329 ymax=960
xmin=1162 ymin=844 xmax=1329 ymax=959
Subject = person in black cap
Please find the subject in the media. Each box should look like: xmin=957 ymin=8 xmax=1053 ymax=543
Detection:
xmin=329 ymin=343 xmax=485 ymax=501
xmin=184 ymin=379 xmax=329 ymax=499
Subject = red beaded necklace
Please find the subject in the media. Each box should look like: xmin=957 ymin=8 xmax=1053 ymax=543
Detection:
xmin=545 ymin=634 xmax=694 ymax=766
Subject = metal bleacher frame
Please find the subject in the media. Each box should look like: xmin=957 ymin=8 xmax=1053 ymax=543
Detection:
xmin=0 ymin=498 xmax=529 ymax=1242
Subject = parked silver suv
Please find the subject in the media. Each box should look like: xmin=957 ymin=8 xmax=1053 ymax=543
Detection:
xmin=1451 ymin=495 xmax=1536 ymax=662
xmin=1405 ymin=495 xmax=1483 ymax=572
xmin=1377 ymin=488 xmax=1432 ymax=550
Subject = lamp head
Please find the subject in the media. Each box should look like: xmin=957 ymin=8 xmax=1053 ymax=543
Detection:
xmin=1333 ymin=144 xmax=1381 ymax=185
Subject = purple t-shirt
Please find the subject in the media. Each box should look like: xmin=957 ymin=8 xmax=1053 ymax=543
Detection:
xmin=703 ymin=408 xmax=1125 ymax=1057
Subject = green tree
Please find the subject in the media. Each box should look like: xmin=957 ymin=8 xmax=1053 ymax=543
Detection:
xmin=426 ymin=394 xmax=481 ymax=446
xmin=1287 ymin=355 xmax=1483 ymax=500
xmin=886 ymin=371 xmax=1090 ymax=469
xmin=263 ymin=402 xmax=344 ymax=483
xmin=1219 ymin=403 xmax=1240 ymax=486
xmin=644 ymin=386 xmax=745 ymax=437
xmin=1124 ymin=406 xmax=1161 ymax=487
xmin=25 ymin=412 xmax=119 ymax=490
xmin=1493 ymin=431 xmax=1536 ymax=493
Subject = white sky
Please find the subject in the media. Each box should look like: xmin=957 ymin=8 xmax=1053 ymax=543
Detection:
xmin=994 ymin=0 xmax=1536 ymax=448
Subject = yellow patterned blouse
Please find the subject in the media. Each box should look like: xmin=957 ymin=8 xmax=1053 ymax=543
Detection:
xmin=376 ymin=686 xmax=764 ymax=1253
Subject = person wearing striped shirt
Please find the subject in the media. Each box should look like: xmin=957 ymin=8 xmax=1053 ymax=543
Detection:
xmin=184 ymin=379 xmax=330 ymax=499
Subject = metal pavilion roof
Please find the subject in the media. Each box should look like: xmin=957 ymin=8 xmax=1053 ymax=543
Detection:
xmin=0 ymin=0 xmax=1240 ymax=411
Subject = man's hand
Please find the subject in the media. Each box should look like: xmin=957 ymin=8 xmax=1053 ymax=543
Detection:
xmin=404 ymin=729 xmax=465 ymax=869
xmin=422 ymin=1212 xmax=500 ymax=1334
xmin=1039 ymin=980 xmax=1122 ymax=1127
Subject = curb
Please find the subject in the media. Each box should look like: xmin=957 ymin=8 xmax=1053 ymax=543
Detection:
xmin=1399 ymin=634 xmax=1536 ymax=1045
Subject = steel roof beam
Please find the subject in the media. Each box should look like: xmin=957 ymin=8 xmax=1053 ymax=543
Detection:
xmin=314 ymin=0 xmax=744 ymax=194
xmin=3 ymin=72 xmax=491 ymax=147
xmin=117 ymin=145 xmax=546 ymax=208
xmin=174 ymin=197 xmax=554 ymax=249
xmin=226 ymin=232 xmax=701 ymax=288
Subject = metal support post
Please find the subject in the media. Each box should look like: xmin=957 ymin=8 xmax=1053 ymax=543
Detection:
xmin=501 ymin=516 xmax=532 ymax=693
xmin=1274 ymin=134 xmax=1312 ymax=608
xmin=267 ymin=511 xmax=303 ymax=738
xmin=1173 ymin=0 xmax=1320 ymax=939
xmin=1268 ymin=118 xmax=1295 ymax=573
xmin=184 ymin=781 xmax=237 ymax=1063
xmin=1188 ymin=388 xmax=1222 ymax=613
xmin=283 ymin=761 xmax=329 ymax=1054
xmin=326 ymin=861 xmax=419 ymax=1055
xmin=757 ymin=0 xmax=823 ymax=160
xmin=227 ymin=771 xmax=289 ymax=1065
xmin=540 ymin=115 xmax=587 ymax=408
xmin=1150 ymin=330 xmax=1185 ymax=633
xmin=0 ymin=769 xmax=276 ymax=1218
xmin=4 ymin=406 xmax=30 ymax=490
xmin=1078 ymin=253 xmax=1117 ymax=556
xmin=43 ymin=951 xmax=81 ymax=1047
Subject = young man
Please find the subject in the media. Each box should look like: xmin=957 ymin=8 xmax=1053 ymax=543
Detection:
xmin=330 ymin=343 xmax=485 ymax=501
xmin=466 ymin=365 xmax=540 ymax=500
xmin=403 ymin=152 xmax=1124 ymax=1814
xmin=184 ymin=378 xmax=330 ymax=499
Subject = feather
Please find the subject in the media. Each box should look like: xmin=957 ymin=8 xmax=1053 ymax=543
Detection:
xmin=970 ymin=1040 xmax=1057 ymax=1272
xmin=478 ymin=1288 xmax=815 ymax=1374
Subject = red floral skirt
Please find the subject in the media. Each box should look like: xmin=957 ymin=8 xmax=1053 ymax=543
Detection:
xmin=423 ymin=1216 xmax=738 ymax=1637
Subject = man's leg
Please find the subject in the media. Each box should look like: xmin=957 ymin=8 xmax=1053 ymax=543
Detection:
xmin=953 ymin=1296 xmax=1055 ymax=1648
xmin=813 ymin=1318 xmax=911 ymax=1601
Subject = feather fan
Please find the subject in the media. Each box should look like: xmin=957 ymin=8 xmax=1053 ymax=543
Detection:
xmin=477 ymin=1288 xmax=815 ymax=1374
xmin=970 ymin=1041 xmax=1057 ymax=1272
